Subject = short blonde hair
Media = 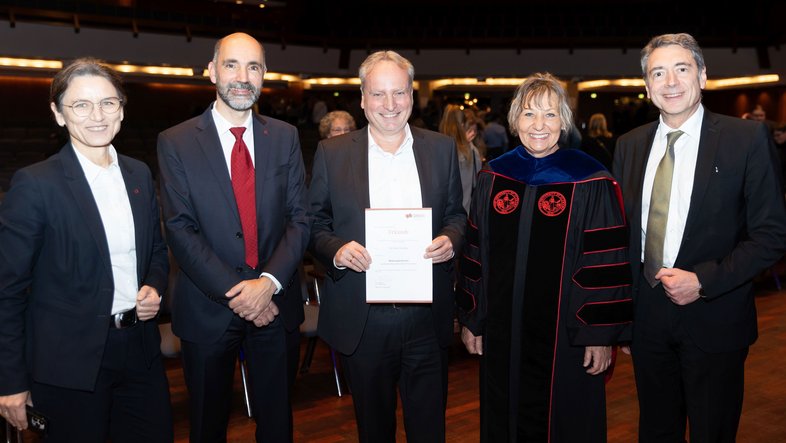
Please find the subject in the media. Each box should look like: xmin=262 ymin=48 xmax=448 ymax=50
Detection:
xmin=507 ymin=73 xmax=573 ymax=136
xmin=358 ymin=50 xmax=414 ymax=92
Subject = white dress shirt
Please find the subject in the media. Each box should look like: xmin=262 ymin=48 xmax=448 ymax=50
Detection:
xmin=73 ymin=145 xmax=138 ymax=314
xmin=641 ymin=105 xmax=704 ymax=266
xmin=333 ymin=125 xmax=423 ymax=270
xmin=368 ymin=124 xmax=423 ymax=209
xmin=210 ymin=104 xmax=281 ymax=291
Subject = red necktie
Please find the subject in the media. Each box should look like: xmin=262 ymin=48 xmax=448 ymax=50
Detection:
xmin=229 ymin=127 xmax=258 ymax=269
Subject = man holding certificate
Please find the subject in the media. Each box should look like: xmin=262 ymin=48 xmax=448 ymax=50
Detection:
xmin=308 ymin=50 xmax=465 ymax=443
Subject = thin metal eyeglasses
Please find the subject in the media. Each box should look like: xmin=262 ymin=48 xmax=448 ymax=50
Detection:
xmin=61 ymin=98 xmax=124 ymax=117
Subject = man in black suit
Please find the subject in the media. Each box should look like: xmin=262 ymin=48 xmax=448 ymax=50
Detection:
xmin=613 ymin=33 xmax=786 ymax=442
xmin=308 ymin=50 xmax=465 ymax=443
xmin=157 ymin=33 xmax=309 ymax=442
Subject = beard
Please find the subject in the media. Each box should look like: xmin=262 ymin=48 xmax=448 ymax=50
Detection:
xmin=217 ymin=81 xmax=260 ymax=111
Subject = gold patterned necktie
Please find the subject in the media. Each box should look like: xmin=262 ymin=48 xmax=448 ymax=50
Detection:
xmin=643 ymin=130 xmax=684 ymax=287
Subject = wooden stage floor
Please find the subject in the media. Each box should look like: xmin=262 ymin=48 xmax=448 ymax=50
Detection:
xmin=6 ymin=281 xmax=784 ymax=442
xmin=174 ymin=281 xmax=786 ymax=442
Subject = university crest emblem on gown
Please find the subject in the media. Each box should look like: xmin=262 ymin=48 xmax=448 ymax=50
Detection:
xmin=538 ymin=191 xmax=567 ymax=217
xmin=493 ymin=190 xmax=520 ymax=214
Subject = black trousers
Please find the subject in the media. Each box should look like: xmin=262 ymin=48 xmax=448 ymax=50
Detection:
xmin=31 ymin=323 xmax=173 ymax=443
xmin=632 ymin=281 xmax=748 ymax=443
xmin=181 ymin=312 xmax=290 ymax=443
xmin=341 ymin=305 xmax=448 ymax=443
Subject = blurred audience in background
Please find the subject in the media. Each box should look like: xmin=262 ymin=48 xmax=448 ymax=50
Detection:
xmin=580 ymin=112 xmax=616 ymax=170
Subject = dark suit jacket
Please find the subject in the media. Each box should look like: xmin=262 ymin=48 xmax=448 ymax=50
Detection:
xmin=613 ymin=109 xmax=786 ymax=353
xmin=157 ymin=106 xmax=308 ymax=344
xmin=308 ymin=126 xmax=466 ymax=355
xmin=0 ymin=144 xmax=169 ymax=393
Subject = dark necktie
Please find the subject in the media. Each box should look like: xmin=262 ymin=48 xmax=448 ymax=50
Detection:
xmin=643 ymin=130 xmax=684 ymax=287
xmin=230 ymin=127 xmax=258 ymax=269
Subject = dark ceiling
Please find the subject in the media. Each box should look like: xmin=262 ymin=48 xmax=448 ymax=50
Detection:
xmin=1 ymin=0 xmax=784 ymax=53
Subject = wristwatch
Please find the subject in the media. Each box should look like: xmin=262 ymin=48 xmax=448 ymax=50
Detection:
xmin=698 ymin=282 xmax=707 ymax=299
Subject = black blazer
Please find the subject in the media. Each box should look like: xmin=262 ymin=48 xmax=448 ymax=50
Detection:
xmin=0 ymin=144 xmax=168 ymax=393
xmin=157 ymin=106 xmax=309 ymax=344
xmin=613 ymin=109 xmax=786 ymax=353
xmin=308 ymin=126 xmax=466 ymax=355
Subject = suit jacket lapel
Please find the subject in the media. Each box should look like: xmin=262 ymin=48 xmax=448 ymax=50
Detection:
xmin=60 ymin=144 xmax=113 ymax=279
xmin=410 ymin=128 xmax=432 ymax=208
xmin=252 ymin=113 xmax=271 ymax=211
xmin=195 ymin=108 xmax=241 ymax=225
xmin=119 ymin=157 xmax=148 ymax=282
xmin=681 ymin=111 xmax=721 ymax=247
xmin=350 ymin=129 xmax=371 ymax=209
xmin=624 ymin=122 xmax=658 ymax=271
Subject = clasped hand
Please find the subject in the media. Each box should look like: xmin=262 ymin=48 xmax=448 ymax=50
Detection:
xmin=654 ymin=268 xmax=702 ymax=305
xmin=226 ymin=276 xmax=279 ymax=326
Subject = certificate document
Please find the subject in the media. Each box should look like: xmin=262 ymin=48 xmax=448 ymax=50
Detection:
xmin=365 ymin=208 xmax=433 ymax=303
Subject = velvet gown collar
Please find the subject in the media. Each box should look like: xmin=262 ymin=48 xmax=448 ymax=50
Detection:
xmin=488 ymin=146 xmax=606 ymax=185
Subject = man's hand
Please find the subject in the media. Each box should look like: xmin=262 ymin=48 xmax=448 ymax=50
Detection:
xmin=655 ymin=268 xmax=702 ymax=305
xmin=0 ymin=391 xmax=30 ymax=430
xmin=135 ymin=285 xmax=162 ymax=321
xmin=252 ymin=301 xmax=279 ymax=327
xmin=461 ymin=326 xmax=483 ymax=355
xmin=424 ymin=235 xmax=454 ymax=264
xmin=334 ymin=241 xmax=372 ymax=272
xmin=583 ymin=346 xmax=612 ymax=375
xmin=226 ymin=276 xmax=278 ymax=326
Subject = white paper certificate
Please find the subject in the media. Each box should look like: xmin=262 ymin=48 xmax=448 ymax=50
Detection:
xmin=365 ymin=208 xmax=433 ymax=303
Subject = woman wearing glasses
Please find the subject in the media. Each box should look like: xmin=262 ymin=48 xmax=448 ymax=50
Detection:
xmin=0 ymin=58 xmax=172 ymax=442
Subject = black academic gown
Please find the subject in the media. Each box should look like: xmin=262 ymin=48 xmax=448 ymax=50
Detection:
xmin=458 ymin=146 xmax=633 ymax=443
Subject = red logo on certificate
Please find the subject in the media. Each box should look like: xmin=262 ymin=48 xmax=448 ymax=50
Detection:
xmin=538 ymin=191 xmax=567 ymax=217
xmin=493 ymin=190 xmax=520 ymax=214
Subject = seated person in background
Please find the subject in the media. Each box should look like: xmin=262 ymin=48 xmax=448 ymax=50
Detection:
xmin=319 ymin=110 xmax=356 ymax=139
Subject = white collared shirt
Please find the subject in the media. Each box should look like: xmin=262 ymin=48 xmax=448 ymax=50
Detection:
xmin=211 ymin=103 xmax=255 ymax=173
xmin=641 ymin=105 xmax=704 ymax=266
xmin=73 ymin=145 xmax=138 ymax=314
xmin=367 ymin=124 xmax=423 ymax=209
xmin=210 ymin=104 xmax=281 ymax=291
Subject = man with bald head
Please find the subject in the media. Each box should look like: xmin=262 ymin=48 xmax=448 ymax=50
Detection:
xmin=158 ymin=32 xmax=309 ymax=442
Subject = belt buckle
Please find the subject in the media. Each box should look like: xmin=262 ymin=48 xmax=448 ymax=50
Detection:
xmin=113 ymin=309 xmax=137 ymax=329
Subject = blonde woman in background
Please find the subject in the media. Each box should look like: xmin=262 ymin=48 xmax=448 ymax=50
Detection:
xmin=439 ymin=104 xmax=482 ymax=213
xmin=580 ymin=112 xmax=615 ymax=170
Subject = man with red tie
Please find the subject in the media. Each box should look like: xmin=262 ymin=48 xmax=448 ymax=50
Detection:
xmin=157 ymin=32 xmax=309 ymax=442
